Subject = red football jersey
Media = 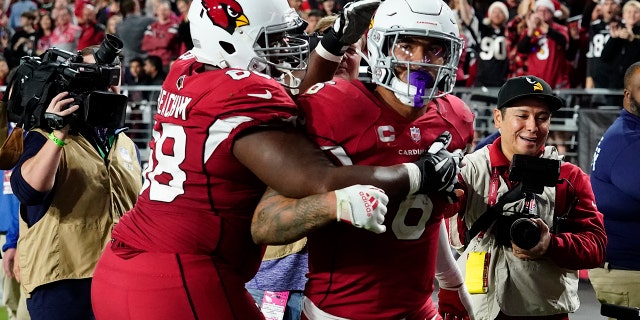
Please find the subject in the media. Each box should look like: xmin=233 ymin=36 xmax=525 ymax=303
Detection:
xmin=112 ymin=52 xmax=298 ymax=280
xmin=297 ymin=79 xmax=475 ymax=319
xmin=523 ymin=22 xmax=570 ymax=88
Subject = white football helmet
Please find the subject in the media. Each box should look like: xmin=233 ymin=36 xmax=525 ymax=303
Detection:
xmin=189 ymin=0 xmax=309 ymax=89
xmin=367 ymin=0 xmax=462 ymax=107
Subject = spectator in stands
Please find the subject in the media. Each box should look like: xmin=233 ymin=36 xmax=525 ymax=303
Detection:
xmin=175 ymin=0 xmax=191 ymax=53
xmin=9 ymin=0 xmax=37 ymax=30
xmin=586 ymin=0 xmax=621 ymax=90
xmin=601 ymin=1 xmax=640 ymax=90
xmin=517 ymin=0 xmax=570 ymax=89
xmin=76 ymin=0 xmax=105 ymax=50
xmin=35 ymin=13 xmax=53 ymax=55
xmin=141 ymin=0 xmax=179 ymax=70
xmin=473 ymin=1 xmax=509 ymax=88
xmin=5 ymin=10 xmax=37 ymax=69
xmin=589 ymin=61 xmax=640 ymax=312
xmin=49 ymin=7 xmax=81 ymax=52
xmin=450 ymin=0 xmax=480 ymax=87
xmin=105 ymin=13 xmax=120 ymax=35
xmin=586 ymin=0 xmax=621 ymax=106
xmin=116 ymin=0 xmax=154 ymax=67
xmin=96 ymin=0 xmax=119 ymax=26
xmin=446 ymin=75 xmax=606 ymax=320
xmin=50 ymin=0 xmax=72 ymax=21
xmin=142 ymin=55 xmax=164 ymax=102
xmin=304 ymin=9 xmax=323 ymax=34
xmin=319 ymin=0 xmax=338 ymax=16
xmin=125 ymin=56 xmax=146 ymax=101
xmin=506 ymin=0 xmax=535 ymax=79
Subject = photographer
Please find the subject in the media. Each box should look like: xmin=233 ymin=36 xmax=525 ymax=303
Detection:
xmin=8 ymin=44 xmax=142 ymax=319
xmin=446 ymin=76 xmax=606 ymax=319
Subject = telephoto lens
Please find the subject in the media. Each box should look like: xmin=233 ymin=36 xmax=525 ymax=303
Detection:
xmin=510 ymin=218 xmax=541 ymax=250
xmin=94 ymin=33 xmax=124 ymax=64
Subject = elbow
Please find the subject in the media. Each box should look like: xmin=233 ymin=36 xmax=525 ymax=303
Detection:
xmin=250 ymin=223 xmax=269 ymax=245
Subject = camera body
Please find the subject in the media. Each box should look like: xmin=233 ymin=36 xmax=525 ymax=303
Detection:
xmin=494 ymin=154 xmax=561 ymax=250
xmin=5 ymin=34 xmax=127 ymax=130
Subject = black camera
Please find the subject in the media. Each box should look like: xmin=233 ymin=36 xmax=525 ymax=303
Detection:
xmin=4 ymin=34 xmax=128 ymax=130
xmin=494 ymin=155 xmax=561 ymax=250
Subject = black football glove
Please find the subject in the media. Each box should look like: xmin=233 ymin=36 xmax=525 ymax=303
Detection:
xmin=319 ymin=0 xmax=380 ymax=58
xmin=414 ymin=131 xmax=463 ymax=195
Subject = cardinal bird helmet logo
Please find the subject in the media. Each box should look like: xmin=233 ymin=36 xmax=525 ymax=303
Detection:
xmin=200 ymin=0 xmax=249 ymax=34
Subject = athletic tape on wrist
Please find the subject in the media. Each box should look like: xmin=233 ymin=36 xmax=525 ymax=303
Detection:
xmin=403 ymin=163 xmax=421 ymax=195
xmin=315 ymin=43 xmax=344 ymax=63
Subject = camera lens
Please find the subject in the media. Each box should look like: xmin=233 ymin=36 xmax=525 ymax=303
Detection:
xmin=94 ymin=34 xmax=123 ymax=64
xmin=510 ymin=218 xmax=541 ymax=250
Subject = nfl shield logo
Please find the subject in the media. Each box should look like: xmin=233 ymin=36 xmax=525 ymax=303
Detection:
xmin=410 ymin=127 xmax=421 ymax=142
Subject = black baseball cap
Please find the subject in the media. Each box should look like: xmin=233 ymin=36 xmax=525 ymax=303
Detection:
xmin=496 ymin=76 xmax=564 ymax=112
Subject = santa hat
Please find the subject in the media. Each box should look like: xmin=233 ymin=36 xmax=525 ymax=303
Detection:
xmin=74 ymin=0 xmax=95 ymax=17
xmin=483 ymin=1 xmax=509 ymax=25
xmin=535 ymin=0 xmax=563 ymax=19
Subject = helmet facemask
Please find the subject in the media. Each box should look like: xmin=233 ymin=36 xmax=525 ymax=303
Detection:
xmin=250 ymin=18 xmax=309 ymax=90
xmin=369 ymin=29 xmax=462 ymax=108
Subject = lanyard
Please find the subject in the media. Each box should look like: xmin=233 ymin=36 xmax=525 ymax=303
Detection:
xmin=487 ymin=167 xmax=501 ymax=207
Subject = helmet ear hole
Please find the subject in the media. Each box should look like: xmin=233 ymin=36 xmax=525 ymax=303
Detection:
xmin=220 ymin=42 xmax=236 ymax=55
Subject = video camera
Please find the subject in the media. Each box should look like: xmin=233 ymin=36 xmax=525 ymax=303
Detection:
xmin=494 ymin=154 xmax=561 ymax=250
xmin=4 ymin=34 xmax=128 ymax=130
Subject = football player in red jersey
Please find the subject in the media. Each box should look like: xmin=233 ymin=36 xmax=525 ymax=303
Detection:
xmin=90 ymin=0 xmax=465 ymax=319
xmin=251 ymin=0 xmax=477 ymax=319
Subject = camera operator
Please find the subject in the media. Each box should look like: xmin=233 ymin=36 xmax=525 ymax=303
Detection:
xmin=446 ymin=75 xmax=606 ymax=319
xmin=8 ymin=45 xmax=142 ymax=319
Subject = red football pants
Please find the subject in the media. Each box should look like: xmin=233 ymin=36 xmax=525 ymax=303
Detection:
xmin=91 ymin=244 xmax=263 ymax=320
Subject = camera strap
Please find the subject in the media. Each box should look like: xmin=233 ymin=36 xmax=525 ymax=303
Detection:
xmin=466 ymin=168 xmax=525 ymax=243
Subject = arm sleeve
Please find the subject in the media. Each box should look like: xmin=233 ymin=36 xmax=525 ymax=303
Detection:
xmin=436 ymin=222 xmax=464 ymax=289
xmin=600 ymin=37 xmax=623 ymax=62
xmin=545 ymin=166 xmax=607 ymax=270
xmin=546 ymin=27 xmax=568 ymax=49
xmin=10 ymin=132 xmax=50 ymax=205
xmin=10 ymin=132 xmax=54 ymax=227
xmin=516 ymin=34 xmax=533 ymax=53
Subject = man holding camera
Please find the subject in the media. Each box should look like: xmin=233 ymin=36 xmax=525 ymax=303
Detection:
xmin=446 ymin=76 xmax=606 ymax=319
xmin=8 ymin=43 xmax=141 ymax=319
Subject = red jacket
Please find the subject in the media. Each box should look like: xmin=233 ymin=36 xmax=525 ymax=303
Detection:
xmin=141 ymin=20 xmax=180 ymax=67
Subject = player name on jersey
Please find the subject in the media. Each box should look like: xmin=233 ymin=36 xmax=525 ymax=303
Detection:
xmin=157 ymin=88 xmax=192 ymax=120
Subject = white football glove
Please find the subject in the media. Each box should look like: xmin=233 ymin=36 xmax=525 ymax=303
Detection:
xmin=334 ymin=185 xmax=388 ymax=234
